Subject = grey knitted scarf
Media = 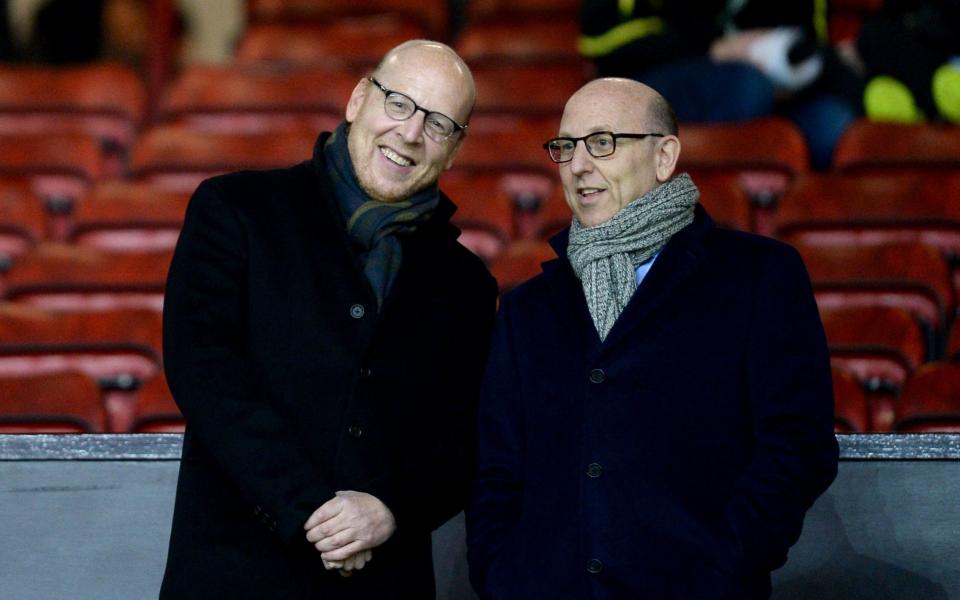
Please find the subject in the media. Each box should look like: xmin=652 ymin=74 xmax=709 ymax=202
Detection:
xmin=567 ymin=173 xmax=699 ymax=341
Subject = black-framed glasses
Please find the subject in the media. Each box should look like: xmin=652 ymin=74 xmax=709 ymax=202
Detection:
xmin=367 ymin=77 xmax=467 ymax=143
xmin=543 ymin=131 xmax=665 ymax=163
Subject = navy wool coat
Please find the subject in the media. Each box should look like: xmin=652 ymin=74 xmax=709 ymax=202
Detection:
xmin=160 ymin=133 xmax=498 ymax=599
xmin=467 ymin=205 xmax=838 ymax=600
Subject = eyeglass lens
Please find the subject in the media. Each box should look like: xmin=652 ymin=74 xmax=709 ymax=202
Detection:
xmin=382 ymin=92 xmax=457 ymax=141
xmin=548 ymin=133 xmax=617 ymax=162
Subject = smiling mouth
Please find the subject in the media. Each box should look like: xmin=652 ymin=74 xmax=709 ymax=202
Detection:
xmin=578 ymin=187 xmax=605 ymax=198
xmin=380 ymin=145 xmax=415 ymax=167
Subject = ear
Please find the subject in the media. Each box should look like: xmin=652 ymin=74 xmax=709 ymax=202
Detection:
xmin=344 ymin=78 xmax=368 ymax=122
xmin=655 ymin=135 xmax=681 ymax=183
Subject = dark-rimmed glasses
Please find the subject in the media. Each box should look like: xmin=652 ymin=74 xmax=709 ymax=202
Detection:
xmin=367 ymin=77 xmax=467 ymax=143
xmin=543 ymin=132 xmax=665 ymax=163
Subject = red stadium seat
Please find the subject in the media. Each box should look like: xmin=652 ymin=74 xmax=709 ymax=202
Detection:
xmin=441 ymin=171 xmax=517 ymax=262
xmin=678 ymin=117 xmax=809 ymax=235
xmin=0 ymin=304 xmax=163 ymax=432
xmin=0 ymin=133 xmax=103 ymax=204
xmin=821 ymin=305 xmax=926 ymax=431
xmin=158 ymin=65 xmax=354 ymax=133
xmin=797 ymin=241 xmax=953 ymax=338
xmin=454 ymin=114 xmax=558 ymax=176
xmin=131 ymin=125 xmax=318 ymax=192
xmin=776 ymin=173 xmax=960 ymax=254
xmin=832 ymin=367 xmax=870 ymax=433
xmin=0 ymin=181 xmax=45 ymax=263
xmin=470 ymin=63 xmax=589 ymax=115
xmin=0 ymin=371 xmax=106 ymax=433
xmin=0 ymin=63 xmax=145 ymax=178
xmin=692 ymin=173 xmax=754 ymax=232
xmin=2 ymin=244 xmax=171 ymax=312
xmin=949 ymin=320 xmax=960 ymax=361
xmin=68 ymin=182 xmax=190 ymax=252
xmin=466 ymin=0 xmax=580 ymax=20
xmin=821 ymin=305 xmax=926 ymax=387
xmin=248 ymin=0 xmax=449 ymax=39
xmin=131 ymin=375 xmax=184 ymax=433
xmin=833 ymin=120 xmax=960 ymax=175
xmin=895 ymin=362 xmax=960 ymax=432
xmin=456 ymin=17 xmax=583 ymax=64
xmin=489 ymin=240 xmax=555 ymax=292
xmin=236 ymin=17 xmax=426 ymax=69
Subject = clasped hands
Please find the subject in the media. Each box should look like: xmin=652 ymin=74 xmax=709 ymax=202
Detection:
xmin=304 ymin=490 xmax=396 ymax=577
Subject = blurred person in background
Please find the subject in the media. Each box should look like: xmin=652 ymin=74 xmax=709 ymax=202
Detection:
xmin=0 ymin=0 xmax=243 ymax=65
xmin=852 ymin=0 xmax=960 ymax=123
xmin=579 ymin=0 xmax=864 ymax=170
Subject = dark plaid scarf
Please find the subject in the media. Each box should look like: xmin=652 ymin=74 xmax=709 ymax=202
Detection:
xmin=322 ymin=121 xmax=438 ymax=309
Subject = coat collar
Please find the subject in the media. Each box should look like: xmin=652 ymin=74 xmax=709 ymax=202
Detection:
xmin=311 ymin=131 xmax=461 ymax=242
xmin=542 ymin=204 xmax=715 ymax=356
xmin=305 ymin=131 xmax=464 ymax=314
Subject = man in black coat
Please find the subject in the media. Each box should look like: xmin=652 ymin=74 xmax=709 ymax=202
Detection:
xmin=161 ymin=40 xmax=498 ymax=599
xmin=466 ymin=78 xmax=838 ymax=599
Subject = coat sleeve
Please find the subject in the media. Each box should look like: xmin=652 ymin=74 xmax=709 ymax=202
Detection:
xmin=163 ymin=178 xmax=335 ymax=546
xmin=725 ymin=244 xmax=839 ymax=573
xmin=362 ymin=268 xmax=499 ymax=536
xmin=465 ymin=296 xmax=527 ymax=596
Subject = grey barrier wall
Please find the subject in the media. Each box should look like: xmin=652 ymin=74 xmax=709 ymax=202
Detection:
xmin=1 ymin=434 xmax=960 ymax=600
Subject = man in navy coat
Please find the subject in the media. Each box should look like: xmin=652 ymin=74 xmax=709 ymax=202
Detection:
xmin=161 ymin=41 xmax=497 ymax=598
xmin=466 ymin=78 xmax=838 ymax=599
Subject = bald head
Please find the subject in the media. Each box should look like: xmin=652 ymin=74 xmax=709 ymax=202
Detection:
xmin=373 ymin=40 xmax=475 ymax=124
xmin=562 ymin=78 xmax=676 ymax=138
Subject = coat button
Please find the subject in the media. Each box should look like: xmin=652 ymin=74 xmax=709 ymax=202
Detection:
xmin=586 ymin=558 xmax=603 ymax=574
xmin=589 ymin=368 xmax=606 ymax=384
xmin=348 ymin=425 xmax=363 ymax=438
xmin=586 ymin=463 xmax=603 ymax=478
xmin=350 ymin=304 xmax=365 ymax=319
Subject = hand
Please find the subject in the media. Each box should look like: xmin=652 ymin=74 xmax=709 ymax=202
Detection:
xmin=304 ymin=491 xmax=396 ymax=562
xmin=322 ymin=548 xmax=374 ymax=577
xmin=709 ymin=29 xmax=772 ymax=64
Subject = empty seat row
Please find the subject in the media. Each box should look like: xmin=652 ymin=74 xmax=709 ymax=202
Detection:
xmin=0 ymin=371 xmax=180 ymax=434
xmin=8 ymin=361 xmax=960 ymax=434
xmin=835 ymin=362 xmax=960 ymax=433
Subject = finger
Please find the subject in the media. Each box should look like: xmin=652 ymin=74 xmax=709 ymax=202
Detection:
xmin=353 ymin=552 xmax=370 ymax=571
xmin=338 ymin=570 xmax=353 ymax=578
xmin=345 ymin=553 xmax=365 ymax=571
xmin=322 ymin=559 xmax=343 ymax=570
xmin=304 ymin=498 xmax=343 ymax=530
xmin=321 ymin=539 xmax=366 ymax=562
xmin=305 ymin=519 xmax=351 ymax=544
xmin=312 ymin=529 xmax=356 ymax=553
xmin=364 ymin=550 xmax=373 ymax=563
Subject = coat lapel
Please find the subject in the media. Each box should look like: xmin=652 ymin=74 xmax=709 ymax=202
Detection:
xmin=601 ymin=205 xmax=713 ymax=351
xmin=544 ymin=205 xmax=715 ymax=356
xmin=543 ymin=230 xmax=605 ymax=357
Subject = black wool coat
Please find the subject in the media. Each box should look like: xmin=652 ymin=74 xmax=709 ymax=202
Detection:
xmin=160 ymin=134 xmax=498 ymax=599
xmin=467 ymin=206 xmax=839 ymax=599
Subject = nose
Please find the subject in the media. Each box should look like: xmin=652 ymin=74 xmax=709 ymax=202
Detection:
xmin=399 ymin=111 xmax=425 ymax=144
xmin=568 ymin=140 xmax=594 ymax=176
